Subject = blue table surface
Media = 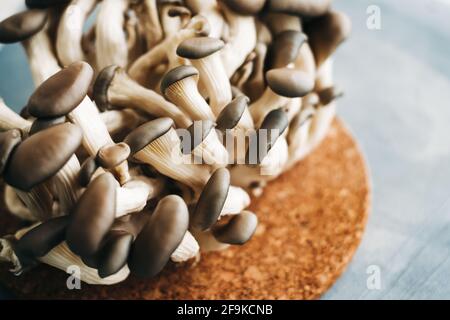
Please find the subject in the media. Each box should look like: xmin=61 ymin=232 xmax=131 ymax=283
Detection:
xmin=1 ymin=0 xmax=450 ymax=299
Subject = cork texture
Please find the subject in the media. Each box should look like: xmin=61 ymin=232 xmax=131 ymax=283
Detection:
xmin=0 ymin=118 xmax=371 ymax=299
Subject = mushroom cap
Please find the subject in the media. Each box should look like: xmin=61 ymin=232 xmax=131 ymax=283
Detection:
xmin=15 ymin=216 xmax=69 ymax=265
xmin=212 ymin=211 xmax=258 ymax=245
xmin=78 ymin=156 xmax=99 ymax=187
xmin=96 ymin=143 xmax=130 ymax=169
xmin=26 ymin=0 xmax=71 ymax=9
xmin=27 ymin=61 xmax=94 ymax=118
xmin=160 ymin=65 xmax=199 ymax=96
xmin=66 ymin=173 xmax=117 ymax=256
xmin=222 ymin=0 xmax=266 ymax=15
xmin=177 ymin=37 xmax=225 ymax=60
xmin=260 ymin=108 xmax=289 ymax=135
xmin=192 ymin=168 xmax=230 ymax=231
xmin=0 ymin=129 xmax=22 ymax=175
xmin=4 ymin=123 xmax=82 ymax=191
xmin=96 ymin=231 xmax=134 ymax=278
xmin=129 ymin=195 xmax=189 ymax=278
xmin=269 ymin=30 xmax=307 ymax=68
xmin=0 ymin=9 xmax=48 ymax=44
xmin=93 ymin=65 xmax=120 ymax=112
xmin=29 ymin=116 xmax=66 ymax=135
xmin=318 ymin=86 xmax=344 ymax=106
xmin=183 ymin=120 xmax=215 ymax=154
xmin=267 ymin=0 xmax=332 ymax=17
xmin=266 ymin=68 xmax=314 ymax=98
xmin=216 ymin=96 xmax=249 ymax=131
xmin=124 ymin=117 xmax=174 ymax=155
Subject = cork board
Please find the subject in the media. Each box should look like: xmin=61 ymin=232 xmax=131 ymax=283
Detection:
xmin=0 ymin=118 xmax=371 ymax=299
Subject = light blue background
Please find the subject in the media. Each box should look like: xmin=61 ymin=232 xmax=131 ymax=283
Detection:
xmin=1 ymin=0 xmax=450 ymax=299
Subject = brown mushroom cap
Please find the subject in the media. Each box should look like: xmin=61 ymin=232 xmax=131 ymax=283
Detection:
xmin=4 ymin=123 xmax=82 ymax=191
xmin=66 ymin=172 xmax=117 ymax=256
xmin=78 ymin=156 xmax=99 ymax=187
xmin=191 ymin=168 xmax=230 ymax=231
xmin=177 ymin=37 xmax=225 ymax=60
xmin=317 ymin=86 xmax=344 ymax=106
xmin=222 ymin=0 xmax=266 ymax=15
xmin=29 ymin=116 xmax=66 ymax=135
xmin=93 ymin=65 xmax=120 ymax=112
xmin=305 ymin=11 xmax=352 ymax=67
xmin=27 ymin=61 xmax=94 ymax=118
xmin=212 ymin=211 xmax=258 ymax=245
xmin=124 ymin=117 xmax=174 ymax=155
xmin=15 ymin=216 xmax=69 ymax=266
xmin=216 ymin=96 xmax=249 ymax=131
xmin=26 ymin=0 xmax=71 ymax=9
xmin=266 ymin=68 xmax=314 ymax=98
xmin=183 ymin=120 xmax=215 ymax=154
xmin=268 ymin=30 xmax=307 ymax=68
xmin=96 ymin=143 xmax=130 ymax=169
xmin=96 ymin=231 xmax=134 ymax=278
xmin=160 ymin=65 xmax=199 ymax=97
xmin=0 ymin=9 xmax=48 ymax=44
xmin=267 ymin=0 xmax=332 ymax=17
xmin=129 ymin=195 xmax=189 ymax=278
xmin=0 ymin=129 xmax=22 ymax=175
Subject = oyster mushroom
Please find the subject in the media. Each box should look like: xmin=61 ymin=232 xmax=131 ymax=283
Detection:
xmin=129 ymin=195 xmax=199 ymax=278
xmin=267 ymin=0 xmax=332 ymax=17
xmin=159 ymin=1 xmax=190 ymax=37
xmin=94 ymin=65 xmax=192 ymax=128
xmin=160 ymin=65 xmax=215 ymax=121
xmin=56 ymin=0 xmax=98 ymax=66
xmin=222 ymin=0 xmax=266 ymax=15
xmin=212 ymin=210 xmax=258 ymax=245
xmin=185 ymin=0 xmax=225 ymax=39
xmin=137 ymin=0 xmax=163 ymax=48
xmin=3 ymin=123 xmax=83 ymax=216
xmin=183 ymin=120 xmax=229 ymax=169
xmin=262 ymin=12 xmax=302 ymax=35
xmin=267 ymin=30 xmax=307 ymax=69
xmin=96 ymin=142 xmax=131 ymax=183
xmin=4 ymin=185 xmax=36 ymax=221
xmin=95 ymin=0 xmax=129 ymax=69
xmin=0 ymin=98 xmax=31 ymax=132
xmin=177 ymin=36 xmax=232 ymax=115
xmin=0 ymin=9 xmax=48 ymax=44
xmin=125 ymin=118 xmax=211 ymax=192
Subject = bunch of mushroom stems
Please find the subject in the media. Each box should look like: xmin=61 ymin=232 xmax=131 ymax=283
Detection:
xmin=0 ymin=0 xmax=350 ymax=285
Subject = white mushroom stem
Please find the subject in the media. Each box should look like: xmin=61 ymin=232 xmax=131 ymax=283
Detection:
xmin=50 ymin=155 xmax=82 ymax=215
xmin=287 ymin=109 xmax=315 ymax=167
xmin=170 ymin=231 xmax=199 ymax=262
xmin=100 ymin=109 xmax=147 ymax=136
xmin=220 ymin=3 xmax=257 ymax=78
xmin=220 ymin=186 xmax=250 ymax=216
xmin=284 ymin=97 xmax=302 ymax=122
xmin=56 ymin=0 xmax=98 ymax=66
xmin=160 ymin=4 xmax=189 ymax=38
xmin=0 ymin=98 xmax=31 ymax=132
xmin=185 ymin=0 xmax=225 ymax=39
xmin=95 ymin=0 xmax=129 ymax=69
xmin=191 ymin=129 xmax=229 ymax=169
xmin=139 ymin=0 xmax=163 ymax=48
xmin=191 ymin=229 xmax=229 ymax=252
xmin=23 ymin=29 xmax=61 ymax=87
xmin=134 ymin=128 xmax=211 ymax=192
xmin=128 ymin=15 xmax=209 ymax=85
xmin=108 ymin=71 xmax=192 ymax=128
xmin=259 ymin=136 xmax=289 ymax=179
xmin=4 ymin=185 xmax=36 ymax=222
xmin=295 ymin=42 xmax=316 ymax=84
xmin=14 ymin=184 xmax=54 ymax=221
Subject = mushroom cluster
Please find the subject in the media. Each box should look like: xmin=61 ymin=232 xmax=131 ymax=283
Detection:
xmin=0 ymin=0 xmax=350 ymax=285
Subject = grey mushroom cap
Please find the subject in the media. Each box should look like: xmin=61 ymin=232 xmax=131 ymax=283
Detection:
xmin=177 ymin=37 xmax=225 ymax=60
xmin=0 ymin=9 xmax=48 ymax=44
xmin=29 ymin=116 xmax=66 ymax=135
xmin=15 ymin=216 xmax=70 ymax=267
xmin=66 ymin=172 xmax=117 ymax=257
xmin=96 ymin=231 xmax=134 ymax=278
xmin=129 ymin=195 xmax=189 ymax=278
xmin=26 ymin=0 xmax=71 ymax=9
xmin=317 ymin=86 xmax=344 ymax=106
xmin=267 ymin=0 xmax=332 ymax=17
xmin=222 ymin=0 xmax=266 ymax=15
xmin=78 ymin=156 xmax=99 ymax=187
xmin=0 ymin=129 xmax=22 ymax=175
xmin=4 ymin=123 xmax=83 ymax=191
xmin=160 ymin=65 xmax=199 ymax=97
xmin=191 ymin=168 xmax=230 ymax=231
xmin=183 ymin=120 xmax=215 ymax=154
xmin=212 ymin=211 xmax=258 ymax=245
xmin=93 ymin=65 xmax=120 ymax=112
xmin=124 ymin=117 xmax=174 ymax=155
xmin=27 ymin=61 xmax=94 ymax=118
xmin=96 ymin=142 xmax=131 ymax=169
xmin=268 ymin=30 xmax=307 ymax=68
xmin=266 ymin=68 xmax=314 ymax=98
xmin=216 ymin=96 xmax=249 ymax=131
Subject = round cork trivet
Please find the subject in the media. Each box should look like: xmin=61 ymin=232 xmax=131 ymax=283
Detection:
xmin=0 ymin=118 xmax=371 ymax=299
